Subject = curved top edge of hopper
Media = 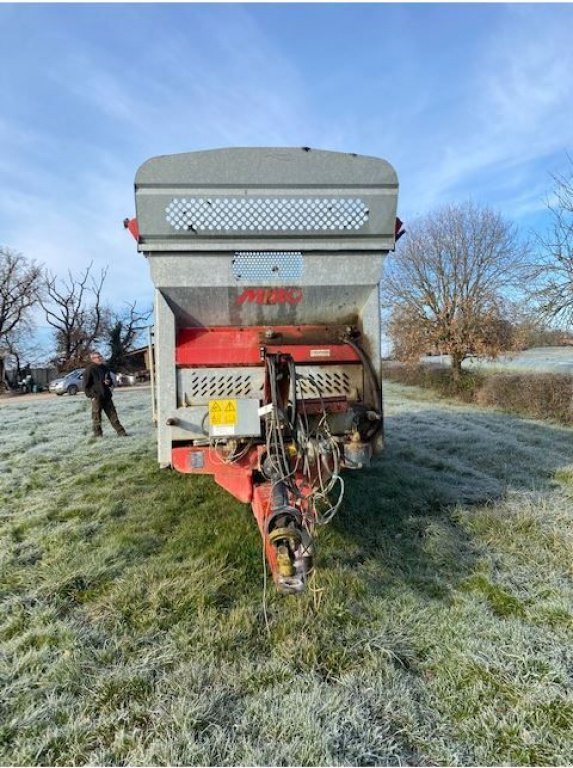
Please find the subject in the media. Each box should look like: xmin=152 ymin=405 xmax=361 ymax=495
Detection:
xmin=135 ymin=147 xmax=398 ymax=188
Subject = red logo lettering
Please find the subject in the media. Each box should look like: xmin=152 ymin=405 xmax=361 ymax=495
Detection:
xmin=236 ymin=288 xmax=302 ymax=305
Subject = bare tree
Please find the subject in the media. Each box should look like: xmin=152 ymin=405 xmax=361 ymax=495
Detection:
xmin=0 ymin=247 xmax=43 ymax=388
xmin=3 ymin=324 xmax=48 ymax=382
xmin=529 ymin=159 xmax=573 ymax=327
xmin=382 ymin=202 xmax=528 ymax=383
xmin=40 ymin=263 xmax=109 ymax=371
xmin=107 ymin=301 xmax=152 ymax=370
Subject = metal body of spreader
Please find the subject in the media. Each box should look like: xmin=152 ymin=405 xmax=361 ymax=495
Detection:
xmin=128 ymin=147 xmax=400 ymax=594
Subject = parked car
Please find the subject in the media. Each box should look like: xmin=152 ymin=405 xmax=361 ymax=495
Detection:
xmin=49 ymin=369 xmax=85 ymax=396
xmin=116 ymin=372 xmax=137 ymax=386
xmin=49 ymin=368 xmax=118 ymax=396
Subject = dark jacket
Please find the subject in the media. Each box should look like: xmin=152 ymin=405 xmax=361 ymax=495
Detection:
xmin=84 ymin=363 xmax=114 ymax=400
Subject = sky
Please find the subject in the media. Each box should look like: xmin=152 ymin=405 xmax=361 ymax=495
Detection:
xmin=1 ymin=2 xmax=573 ymax=333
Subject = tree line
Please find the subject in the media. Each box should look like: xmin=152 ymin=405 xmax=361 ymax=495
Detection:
xmin=0 ymin=255 xmax=151 ymax=387
xmin=382 ymin=158 xmax=573 ymax=382
xmin=2 ymin=158 xmax=572 ymax=389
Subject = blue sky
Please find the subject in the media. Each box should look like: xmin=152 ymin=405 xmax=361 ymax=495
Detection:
xmin=1 ymin=3 xmax=573 ymax=319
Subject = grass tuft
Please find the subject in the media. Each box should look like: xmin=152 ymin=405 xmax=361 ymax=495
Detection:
xmin=460 ymin=574 xmax=527 ymax=618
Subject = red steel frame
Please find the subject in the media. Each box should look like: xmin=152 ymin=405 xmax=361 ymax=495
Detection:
xmin=176 ymin=325 xmax=360 ymax=367
xmin=172 ymin=325 xmax=356 ymax=584
xmin=172 ymin=444 xmax=282 ymax=574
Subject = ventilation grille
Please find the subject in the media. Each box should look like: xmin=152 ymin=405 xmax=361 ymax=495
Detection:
xmin=297 ymin=370 xmax=353 ymax=399
xmin=187 ymin=372 xmax=259 ymax=399
xmin=165 ymin=197 xmax=369 ymax=233
xmin=232 ymin=252 xmax=303 ymax=282
xmin=179 ymin=365 xmax=361 ymax=406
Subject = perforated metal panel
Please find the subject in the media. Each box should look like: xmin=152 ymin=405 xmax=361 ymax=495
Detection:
xmin=178 ymin=368 xmax=265 ymax=405
xmin=296 ymin=365 xmax=362 ymax=400
xmin=232 ymin=252 xmax=303 ymax=282
xmin=165 ymin=197 xmax=369 ymax=233
xmin=177 ymin=365 xmax=362 ymax=407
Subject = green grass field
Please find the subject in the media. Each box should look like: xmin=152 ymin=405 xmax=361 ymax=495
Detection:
xmin=1 ymin=385 xmax=572 ymax=766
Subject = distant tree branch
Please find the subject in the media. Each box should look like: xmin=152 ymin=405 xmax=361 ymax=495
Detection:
xmin=39 ymin=262 xmax=109 ymax=370
xmin=107 ymin=301 xmax=152 ymax=370
xmin=0 ymin=247 xmax=43 ymax=341
xmin=527 ymin=157 xmax=573 ymax=327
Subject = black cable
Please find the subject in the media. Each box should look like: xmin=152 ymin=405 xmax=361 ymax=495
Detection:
xmin=341 ymin=336 xmax=382 ymax=409
xmin=341 ymin=336 xmax=384 ymax=439
xmin=287 ymin=357 xmax=297 ymax=433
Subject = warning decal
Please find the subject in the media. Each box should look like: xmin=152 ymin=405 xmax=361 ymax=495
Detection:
xmin=209 ymin=399 xmax=237 ymax=426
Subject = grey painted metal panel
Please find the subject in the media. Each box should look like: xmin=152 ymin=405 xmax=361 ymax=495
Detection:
xmin=162 ymin=285 xmax=376 ymax=328
xmin=136 ymin=148 xmax=397 ymax=187
xmin=177 ymin=367 xmax=265 ymax=406
xmin=176 ymin=364 xmax=363 ymax=407
xmin=168 ymin=405 xmax=209 ymax=441
xmin=168 ymin=410 xmax=359 ymax=443
xmin=135 ymin=148 xmax=398 ymax=252
xmin=154 ymin=290 xmax=177 ymax=466
xmin=148 ymin=251 xmax=383 ymax=328
xmin=148 ymin=253 xmax=383 ymax=288
xmin=295 ymin=364 xmax=363 ymax=401
xmin=141 ymin=236 xmax=395 ymax=252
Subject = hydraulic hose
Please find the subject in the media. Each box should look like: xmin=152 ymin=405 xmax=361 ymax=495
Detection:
xmin=341 ymin=335 xmax=383 ymax=439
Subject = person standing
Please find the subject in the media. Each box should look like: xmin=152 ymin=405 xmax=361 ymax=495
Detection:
xmin=84 ymin=351 xmax=128 ymax=437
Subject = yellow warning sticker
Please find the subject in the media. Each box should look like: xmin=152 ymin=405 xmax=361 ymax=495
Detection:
xmin=209 ymin=400 xmax=222 ymax=425
xmin=209 ymin=399 xmax=237 ymax=426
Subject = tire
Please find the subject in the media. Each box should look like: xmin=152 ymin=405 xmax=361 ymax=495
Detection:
xmin=67 ymin=384 xmax=79 ymax=396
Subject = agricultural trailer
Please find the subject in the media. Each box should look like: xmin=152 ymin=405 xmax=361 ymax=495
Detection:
xmin=126 ymin=147 xmax=401 ymax=594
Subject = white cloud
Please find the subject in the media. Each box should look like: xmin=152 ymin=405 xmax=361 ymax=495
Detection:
xmin=397 ymin=6 xmax=573 ymax=222
xmin=1 ymin=7 xmax=321 ymax=309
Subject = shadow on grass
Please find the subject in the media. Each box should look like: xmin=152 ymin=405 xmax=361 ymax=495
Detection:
xmin=329 ymin=406 xmax=573 ymax=601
